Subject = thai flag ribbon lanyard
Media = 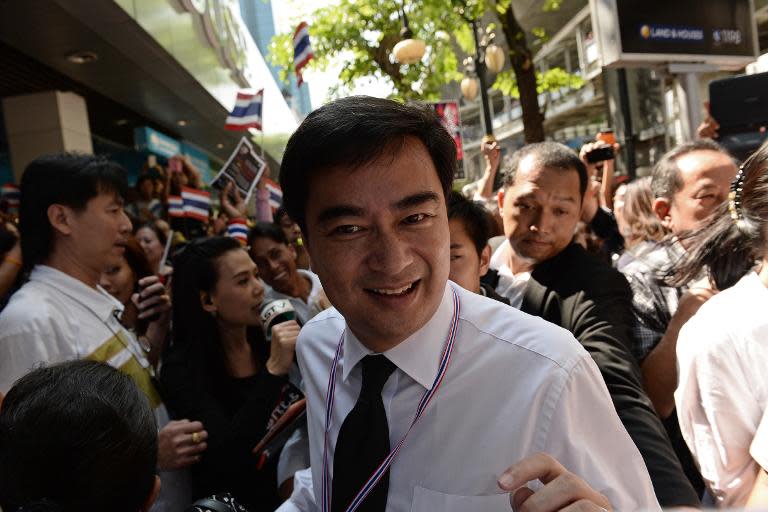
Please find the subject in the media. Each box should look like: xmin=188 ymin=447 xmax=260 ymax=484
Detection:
xmin=321 ymin=286 xmax=461 ymax=512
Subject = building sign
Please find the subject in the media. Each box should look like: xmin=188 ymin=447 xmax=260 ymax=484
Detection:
xmin=178 ymin=0 xmax=253 ymax=86
xmin=134 ymin=127 xmax=181 ymax=159
xmin=591 ymin=0 xmax=758 ymax=69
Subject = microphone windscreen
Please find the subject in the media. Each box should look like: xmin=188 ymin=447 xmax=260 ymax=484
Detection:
xmin=260 ymin=299 xmax=297 ymax=335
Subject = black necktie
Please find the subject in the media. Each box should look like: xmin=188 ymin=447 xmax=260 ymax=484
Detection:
xmin=332 ymin=354 xmax=396 ymax=512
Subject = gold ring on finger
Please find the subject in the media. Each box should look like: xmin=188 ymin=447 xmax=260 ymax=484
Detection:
xmin=191 ymin=432 xmax=200 ymax=444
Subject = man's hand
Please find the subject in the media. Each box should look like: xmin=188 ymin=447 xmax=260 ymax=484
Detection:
xmin=220 ymin=180 xmax=247 ymax=219
xmin=266 ymin=320 xmax=300 ymax=376
xmin=498 ymin=453 xmax=612 ymax=511
xmin=133 ymin=275 xmax=171 ymax=321
xmin=579 ymin=141 xmax=619 ymax=210
xmin=697 ymin=101 xmax=720 ymax=140
xmin=580 ymin=179 xmax=601 ymax=224
xmin=482 ymin=141 xmax=501 ymax=174
xmin=158 ymin=419 xmax=208 ymax=470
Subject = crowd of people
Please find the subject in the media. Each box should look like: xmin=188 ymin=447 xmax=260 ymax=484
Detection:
xmin=0 ymin=95 xmax=766 ymax=511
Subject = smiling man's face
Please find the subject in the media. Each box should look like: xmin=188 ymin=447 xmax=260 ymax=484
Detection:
xmin=303 ymin=137 xmax=450 ymax=352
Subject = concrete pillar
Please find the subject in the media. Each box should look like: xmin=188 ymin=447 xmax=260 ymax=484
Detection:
xmin=673 ymin=72 xmax=703 ymax=143
xmin=2 ymin=90 xmax=93 ymax=181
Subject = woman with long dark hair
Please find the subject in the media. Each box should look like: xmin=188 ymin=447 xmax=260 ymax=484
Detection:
xmin=673 ymin=142 xmax=768 ymax=508
xmin=160 ymin=237 xmax=299 ymax=509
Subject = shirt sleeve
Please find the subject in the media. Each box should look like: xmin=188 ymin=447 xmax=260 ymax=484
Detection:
xmin=543 ymin=354 xmax=661 ymax=511
xmin=751 ymin=408 xmax=768 ymax=473
xmin=276 ymin=467 xmax=318 ymax=512
xmin=0 ymin=315 xmax=73 ymax=394
xmin=676 ymin=320 xmax=762 ymax=507
xmin=569 ymin=270 xmax=699 ymax=507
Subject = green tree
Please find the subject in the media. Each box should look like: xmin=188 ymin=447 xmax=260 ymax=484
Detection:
xmin=269 ymin=0 xmax=582 ymax=142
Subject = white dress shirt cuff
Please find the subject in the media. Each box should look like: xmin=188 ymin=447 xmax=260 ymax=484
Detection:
xmin=276 ymin=467 xmax=317 ymax=512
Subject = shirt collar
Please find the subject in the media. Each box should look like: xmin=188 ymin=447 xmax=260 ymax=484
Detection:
xmin=30 ymin=265 xmax=124 ymax=322
xmin=490 ymin=239 xmax=510 ymax=272
xmin=341 ymin=283 xmax=455 ymax=389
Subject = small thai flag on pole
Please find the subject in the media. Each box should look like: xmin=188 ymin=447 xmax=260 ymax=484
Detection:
xmin=293 ymin=22 xmax=314 ymax=87
xmin=181 ymin=187 xmax=211 ymax=222
xmin=168 ymin=196 xmax=185 ymax=218
xmin=264 ymin=179 xmax=283 ymax=211
xmin=225 ymin=90 xmax=263 ymax=131
xmin=0 ymin=183 xmax=20 ymax=212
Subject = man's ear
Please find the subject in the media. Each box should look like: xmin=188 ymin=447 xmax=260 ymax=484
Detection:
xmin=141 ymin=475 xmax=161 ymax=512
xmin=47 ymin=204 xmax=74 ymax=236
xmin=200 ymin=291 xmax=216 ymax=314
xmin=653 ymin=197 xmax=673 ymax=229
xmin=497 ymin=188 xmax=506 ymax=215
xmin=478 ymin=244 xmax=492 ymax=278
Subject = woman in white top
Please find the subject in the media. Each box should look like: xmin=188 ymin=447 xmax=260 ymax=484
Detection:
xmin=673 ymin=141 xmax=768 ymax=508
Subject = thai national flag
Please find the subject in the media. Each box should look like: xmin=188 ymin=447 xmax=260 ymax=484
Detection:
xmin=225 ymin=90 xmax=263 ymax=131
xmin=227 ymin=218 xmax=249 ymax=245
xmin=264 ymin=179 xmax=283 ymax=211
xmin=0 ymin=184 xmax=20 ymax=212
xmin=181 ymin=187 xmax=211 ymax=222
xmin=293 ymin=22 xmax=314 ymax=87
xmin=168 ymin=195 xmax=185 ymax=218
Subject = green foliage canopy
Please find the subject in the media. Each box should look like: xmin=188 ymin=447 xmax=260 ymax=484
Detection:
xmin=268 ymin=0 xmax=582 ymax=104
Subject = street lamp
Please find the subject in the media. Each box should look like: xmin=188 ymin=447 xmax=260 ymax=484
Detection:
xmin=392 ymin=2 xmax=426 ymax=64
xmin=460 ymin=18 xmax=504 ymax=141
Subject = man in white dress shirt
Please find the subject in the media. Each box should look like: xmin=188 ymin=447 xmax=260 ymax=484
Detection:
xmin=275 ymin=96 xmax=659 ymax=511
xmin=0 ymin=154 xmax=199 ymax=511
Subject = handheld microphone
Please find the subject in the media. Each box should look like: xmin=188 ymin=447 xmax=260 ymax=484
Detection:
xmin=260 ymin=299 xmax=298 ymax=339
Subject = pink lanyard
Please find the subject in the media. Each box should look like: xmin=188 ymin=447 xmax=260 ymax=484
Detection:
xmin=321 ymin=287 xmax=461 ymax=512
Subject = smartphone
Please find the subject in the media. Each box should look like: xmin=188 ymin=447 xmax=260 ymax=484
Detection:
xmin=586 ymin=146 xmax=615 ymax=163
xmin=137 ymin=278 xmax=162 ymax=323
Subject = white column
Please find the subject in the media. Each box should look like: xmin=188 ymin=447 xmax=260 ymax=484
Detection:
xmin=2 ymin=90 xmax=93 ymax=181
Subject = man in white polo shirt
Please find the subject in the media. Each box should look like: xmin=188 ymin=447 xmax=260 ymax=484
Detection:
xmin=0 ymin=154 xmax=200 ymax=512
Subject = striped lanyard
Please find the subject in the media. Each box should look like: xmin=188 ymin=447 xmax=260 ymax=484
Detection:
xmin=321 ymin=286 xmax=461 ymax=512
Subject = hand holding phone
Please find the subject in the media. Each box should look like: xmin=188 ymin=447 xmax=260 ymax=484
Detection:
xmin=586 ymin=145 xmax=615 ymax=163
xmin=133 ymin=276 xmax=170 ymax=323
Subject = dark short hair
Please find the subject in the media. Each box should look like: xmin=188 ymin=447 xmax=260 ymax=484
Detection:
xmin=0 ymin=360 xmax=157 ymax=512
xmin=273 ymin=206 xmax=289 ymax=225
xmin=279 ymin=96 xmax=457 ymax=233
xmin=248 ymin=221 xmax=289 ymax=248
xmin=650 ymin=139 xmax=730 ymax=200
xmin=135 ymin=174 xmax=153 ymax=188
xmin=20 ymin=153 xmax=129 ymax=272
xmin=447 ymin=191 xmax=492 ymax=257
xmin=502 ymin=142 xmax=588 ymax=198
